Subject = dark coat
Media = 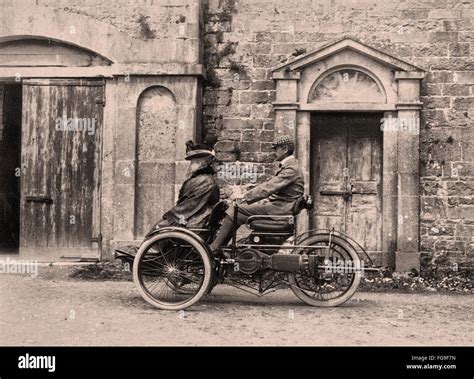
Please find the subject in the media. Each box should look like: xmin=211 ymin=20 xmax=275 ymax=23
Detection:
xmin=162 ymin=167 xmax=220 ymax=227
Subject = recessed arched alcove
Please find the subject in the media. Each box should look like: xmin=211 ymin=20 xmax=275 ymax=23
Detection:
xmin=134 ymin=86 xmax=178 ymax=238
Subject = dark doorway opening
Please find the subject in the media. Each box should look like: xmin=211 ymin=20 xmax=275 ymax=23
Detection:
xmin=0 ymin=84 xmax=22 ymax=252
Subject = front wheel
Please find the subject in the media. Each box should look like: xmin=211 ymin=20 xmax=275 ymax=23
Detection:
xmin=288 ymin=234 xmax=362 ymax=307
xmin=133 ymin=231 xmax=213 ymax=310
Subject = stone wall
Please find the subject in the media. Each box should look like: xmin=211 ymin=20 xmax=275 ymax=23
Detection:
xmin=202 ymin=0 xmax=473 ymax=266
xmin=0 ymin=0 xmax=200 ymax=65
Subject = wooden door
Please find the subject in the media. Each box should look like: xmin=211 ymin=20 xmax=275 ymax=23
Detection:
xmin=20 ymin=79 xmax=104 ymax=260
xmin=311 ymin=113 xmax=383 ymax=257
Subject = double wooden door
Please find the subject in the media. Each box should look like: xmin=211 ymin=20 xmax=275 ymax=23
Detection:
xmin=311 ymin=113 xmax=383 ymax=255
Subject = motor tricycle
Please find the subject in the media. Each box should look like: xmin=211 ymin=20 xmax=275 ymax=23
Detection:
xmin=115 ymin=196 xmax=377 ymax=310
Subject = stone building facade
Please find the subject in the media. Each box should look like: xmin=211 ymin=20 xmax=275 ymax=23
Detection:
xmin=0 ymin=0 xmax=472 ymax=271
xmin=202 ymin=0 xmax=473 ymax=271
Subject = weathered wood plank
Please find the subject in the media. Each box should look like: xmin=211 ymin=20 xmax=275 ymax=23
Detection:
xmin=20 ymin=80 xmax=103 ymax=258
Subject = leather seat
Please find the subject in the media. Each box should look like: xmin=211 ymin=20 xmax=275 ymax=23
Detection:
xmin=248 ymin=216 xmax=294 ymax=232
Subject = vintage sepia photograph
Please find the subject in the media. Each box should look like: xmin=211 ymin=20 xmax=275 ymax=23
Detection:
xmin=0 ymin=0 xmax=472 ymax=374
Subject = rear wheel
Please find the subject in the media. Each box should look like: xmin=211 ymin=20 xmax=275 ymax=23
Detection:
xmin=133 ymin=231 xmax=212 ymax=310
xmin=288 ymin=234 xmax=361 ymax=307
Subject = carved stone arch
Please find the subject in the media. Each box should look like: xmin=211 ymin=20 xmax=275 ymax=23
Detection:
xmin=0 ymin=36 xmax=113 ymax=67
xmin=307 ymin=65 xmax=387 ymax=104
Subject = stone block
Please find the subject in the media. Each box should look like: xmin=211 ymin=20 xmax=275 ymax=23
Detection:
xmin=426 ymin=71 xmax=453 ymax=83
xmin=239 ymin=152 xmax=274 ymax=163
xmin=242 ymin=129 xmax=274 ymax=142
xmin=429 ymin=32 xmax=459 ymax=43
xmin=421 ymin=197 xmax=447 ymax=220
xmin=420 ymin=178 xmax=447 ymax=196
xmin=453 ymin=71 xmax=474 ymax=84
xmin=446 ymin=203 xmax=474 ymax=219
xmin=449 ymin=162 xmax=474 ymax=177
xmin=421 ymin=96 xmax=451 ymax=109
xmin=203 ymin=89 xmax=232 ymax=105
xmin=421 ymin=83 xmax=443 ymax=96
xmin=412 ymin=43 xmax=449 ymax=57
xmin=442 ymin=84 xmax=471 ymax=96
xmin=449 ymin=43 xmax=471 ymax=57
xmin=446 ymin=181 xmax=474 ymax=196
xmin=428 ymin=222 xmax=456 ymax=236
xmin=220 ymin=129 xmax=242 ymax=141
xmin=239 ymin=141 xmax=261 ymax=153
xmin=115 ymin=160 xmax=135 ymax=185
xmin=448 ymin=197 xmax=474 ymax=206
xmin=453 ymin=97 xmax=474 ymax=110
xmin=215 ymin=140 xmax=238 ymax=152
xmin=395 ymin=252 xmax=421 ymax=272
xmin=428 ymin=9 xmax=462 ymax=19
xmin=239 ymin=91 xmax=275 ymax=104
xmin=253 ymin=54 xmax=286 ymax=68
xmin=251 ymin=104 xmax=274 ymax=118
xmin=459 ymin=31 xmax=474 ymax=42
xmin=422 ymin=110 xmax=449 ymax=125
xmin=215 ymin=152 xmax=237 ymax=162
xmin=250 ymin=81 xmax=276 ymax=91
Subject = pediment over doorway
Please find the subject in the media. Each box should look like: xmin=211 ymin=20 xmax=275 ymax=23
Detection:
xmin=272 ymin=38 xmax=424 ymax=75
xmin=271 ymin=38 xmax=425 ymax=111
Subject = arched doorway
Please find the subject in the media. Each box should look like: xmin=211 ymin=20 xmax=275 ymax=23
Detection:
xmin=0 ymin=36 xmax=112 ymax=260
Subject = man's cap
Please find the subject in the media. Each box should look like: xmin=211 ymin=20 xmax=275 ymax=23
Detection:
xmin=272 ymin=134 xmax=294 ymax=149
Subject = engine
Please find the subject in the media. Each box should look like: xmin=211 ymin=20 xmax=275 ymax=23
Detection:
xmin=235 ymin=248 xmax=269 ymax=275
xmin=234 ymin=248 xmax=322 ymax=276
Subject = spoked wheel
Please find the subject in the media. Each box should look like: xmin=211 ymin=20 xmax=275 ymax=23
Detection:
xmin=288 ymin=234 xmax=362 ymax=307
xmin=133 ymin=231 xmax=212 ymax=310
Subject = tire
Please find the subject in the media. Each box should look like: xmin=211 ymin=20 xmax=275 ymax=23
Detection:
xmin=133 ymin=231 xmax=212 ymax=310
xmin=288 ymin=234 xmax=361 ymax=307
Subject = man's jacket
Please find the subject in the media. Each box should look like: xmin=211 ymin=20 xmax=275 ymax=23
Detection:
xmin=244 ymin=155 xmax=304 ymax=205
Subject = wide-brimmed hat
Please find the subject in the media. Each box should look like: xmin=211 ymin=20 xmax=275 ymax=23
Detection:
xmin=184 ymin=140 xmax=216 ymax=161
xmin=271 ymin=134 xmax=294 ymax=149
xmin=185 ymin=149 xmax=216 ymax=160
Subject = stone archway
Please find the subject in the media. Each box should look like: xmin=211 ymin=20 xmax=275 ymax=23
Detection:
xmin=271 ymin=38 xmax=425 ymax=272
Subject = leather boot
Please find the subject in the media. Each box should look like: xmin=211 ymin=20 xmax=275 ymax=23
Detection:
xmin=210 ymin=215 xmax=234 ymax=256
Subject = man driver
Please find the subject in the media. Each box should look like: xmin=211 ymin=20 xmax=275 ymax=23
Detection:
xmin=210 ymin=135 xmax=305 ymax=257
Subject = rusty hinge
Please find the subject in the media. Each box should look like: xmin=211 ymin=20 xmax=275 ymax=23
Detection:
xmin=25 ymin=195 xmax=53 ymax=204
xmin=95 ymin=97 xmax=106 ymax=107
xmin=91 ymin=234 xmax=103 ymax=243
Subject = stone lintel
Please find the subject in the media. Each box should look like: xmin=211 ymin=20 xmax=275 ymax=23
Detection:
xmin=272 ymin=102 xmax=299 ymax=110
